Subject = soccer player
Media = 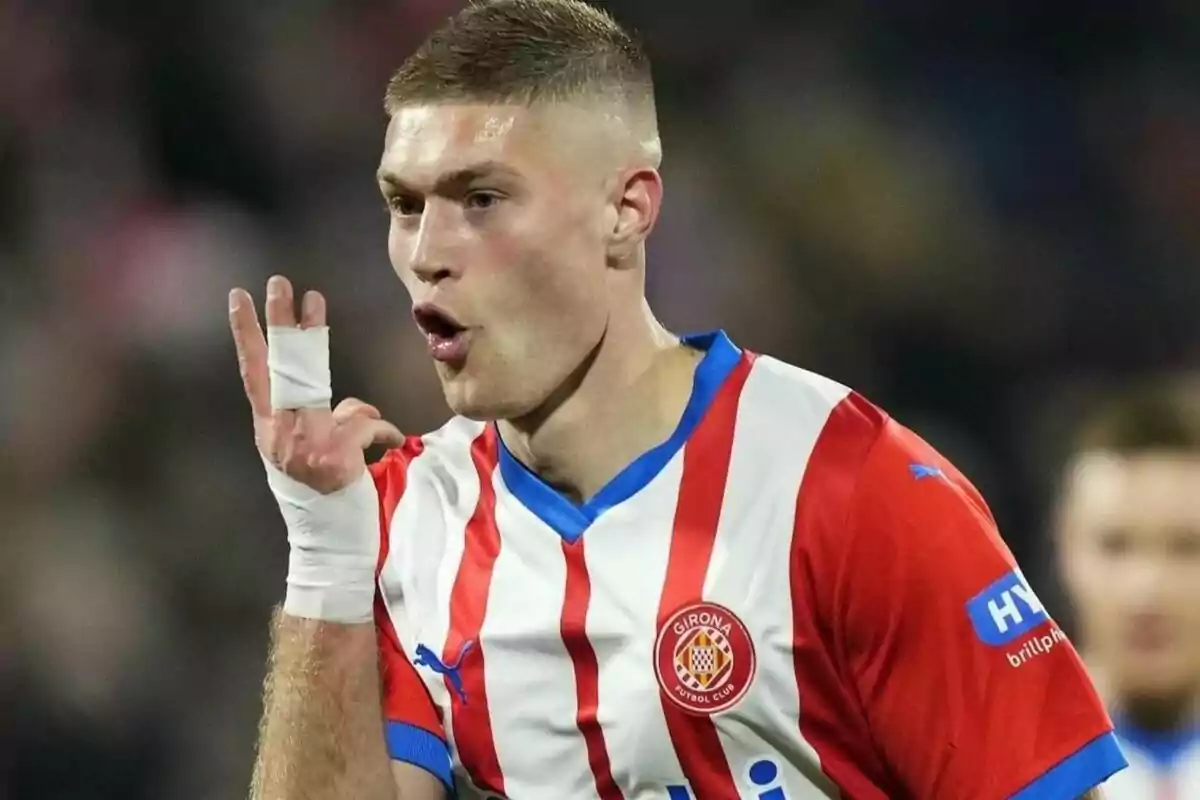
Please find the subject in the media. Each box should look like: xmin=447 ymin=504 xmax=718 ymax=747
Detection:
xmin=1055 ymin=381 xmax=1200 ymax=798
xmin=231 ymin=1 xmax=1126 ymax=798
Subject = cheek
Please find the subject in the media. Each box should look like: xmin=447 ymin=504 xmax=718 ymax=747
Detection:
xmin=1170 ymin=561 xmax=1200 ymax=615
xmin=509 ymin=220 xmax=602 ymax=308
xmin=1066 ymin=551 xmax=1113 ymax=606
xmin=1068 ymin=559 xmax=1134 ymax=636
xmin=512 ymin=252 xmax=595 ymax=327
xmin=533 ymin=188 xmax=606 ymax=260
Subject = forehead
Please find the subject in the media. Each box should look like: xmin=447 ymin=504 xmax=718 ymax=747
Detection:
xmin=1063 ymin=452 xmax=1200 ymax=532
xmin=378 ymin=103 xmax=592 ymax=185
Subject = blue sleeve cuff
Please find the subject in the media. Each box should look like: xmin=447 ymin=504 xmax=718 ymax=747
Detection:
xmin=1010 ymin=731 xmax=1128 ymax=799
xmin=384 ymin=720 xmax=453 ymax=792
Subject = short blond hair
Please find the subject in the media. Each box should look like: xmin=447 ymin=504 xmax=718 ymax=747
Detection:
xmin=384 ymin=0 xmax=655 ymax=115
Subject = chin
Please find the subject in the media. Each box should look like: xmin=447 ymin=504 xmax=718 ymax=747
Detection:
xmin=440 ymin=377 xmax=536 ymax=422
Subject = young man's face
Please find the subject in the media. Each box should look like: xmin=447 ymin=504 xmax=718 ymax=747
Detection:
xmin=377 ymin=102 xmax=617 ymax=421
xmin=1059 ymin=452 xmax=1200 ymax=701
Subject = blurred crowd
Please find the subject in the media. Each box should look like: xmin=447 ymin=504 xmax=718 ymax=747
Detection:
xmin=0 ymin=1 xmax=1197 ymax=797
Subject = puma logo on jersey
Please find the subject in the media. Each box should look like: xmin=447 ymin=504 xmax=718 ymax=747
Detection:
xmin=413 ymin=641 xmax=475 ymax=703
xmin=909 ymin=463 xmax=946 ymax=481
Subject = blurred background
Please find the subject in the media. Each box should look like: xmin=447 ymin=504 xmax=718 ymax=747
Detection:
xmin=1 ymin=1 xmax=1197 ymax=797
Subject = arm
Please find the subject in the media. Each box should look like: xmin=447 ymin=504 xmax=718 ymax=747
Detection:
xmin=230 ymin=278 xmax=446 ymax=800
xmin=250 ymin=612 xmax=442 ymax=800
xmin=830 ymin=420 xmax=1126 ymax=799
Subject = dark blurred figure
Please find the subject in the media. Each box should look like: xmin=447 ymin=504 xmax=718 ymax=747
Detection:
xmin=1055 ymin=378 xmax=1200 ymax=796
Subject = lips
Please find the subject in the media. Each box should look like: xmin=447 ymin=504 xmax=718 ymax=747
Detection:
xmin=412 ymin=303 xmax=471 ymax=364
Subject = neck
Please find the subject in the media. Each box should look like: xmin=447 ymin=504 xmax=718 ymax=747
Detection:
xmin=497 ymin=299 xmax=700 ymax=503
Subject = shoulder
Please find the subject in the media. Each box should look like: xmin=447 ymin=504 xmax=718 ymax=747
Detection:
xmin=738 ymin=353 xmax=891 ymax=501
xmin=742 ymin=353 xmax=970 ymax=478
xmin=743 ymin=352 xmax=993 ymax=554
xmin=740 ymin=354 xmax=882 ymax=435
xmin=846 ymin=413 xmax=997 ymax=548
xmin=369 ymin=416 xmax=491 ymax=500
xmin=370 ymin=417 xmax=493 ymax=586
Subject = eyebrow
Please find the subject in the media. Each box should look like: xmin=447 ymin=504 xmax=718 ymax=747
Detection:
xmin=375 ymin=160 xmax=523 ymax=193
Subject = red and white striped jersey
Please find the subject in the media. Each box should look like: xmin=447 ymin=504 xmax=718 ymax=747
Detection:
xmin=370 ymin=331 xmax=1127 ymax=799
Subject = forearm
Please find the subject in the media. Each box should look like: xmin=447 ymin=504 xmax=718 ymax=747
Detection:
xmin=250 ymin=608 xmax=394 ymax=800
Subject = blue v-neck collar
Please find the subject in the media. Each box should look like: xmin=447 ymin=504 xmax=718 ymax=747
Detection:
xmin=495 ymin=330 xmax=742 ymax=543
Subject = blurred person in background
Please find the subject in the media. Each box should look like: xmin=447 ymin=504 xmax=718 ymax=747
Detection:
xmin=1056 ymin=378 xmax=1200 ymax=797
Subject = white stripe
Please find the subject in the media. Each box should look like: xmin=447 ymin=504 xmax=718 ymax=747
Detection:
xmin=478 ymin=469 xmax=592 ymax=799
xmin=584 ymin=454 xmax=690 ymax=798
xmin=702 ymin=357 xmax=848 ymax=798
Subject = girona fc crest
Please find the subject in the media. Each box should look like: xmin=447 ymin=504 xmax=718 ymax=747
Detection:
xmin=654 ymin=601 xmax=756 ymax=716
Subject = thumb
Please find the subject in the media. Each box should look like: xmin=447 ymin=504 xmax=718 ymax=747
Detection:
xmin=340 ymin=416 xmax=405 ymax=450
xmin=333 ymin=397 xmax=381 ymax=424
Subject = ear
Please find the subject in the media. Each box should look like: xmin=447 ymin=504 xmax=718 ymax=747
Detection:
xmin=606 ymin=167 xmax=663 ymax=266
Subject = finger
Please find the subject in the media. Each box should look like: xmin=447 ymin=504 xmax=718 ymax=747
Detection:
xmin=229 ymin=288 xmax=272 ymax=418
xmin=337 ymin=417 xmax=405 ymax=452
xmin=269 ymin=410 xmax=297 ymax=464
xmin=265 ymin=275 xmax=296 ymax=328
xmin=300 ymin=289 xmax=327 ymax=329
xmin=333 ymin=397 xmax=381 ymax=424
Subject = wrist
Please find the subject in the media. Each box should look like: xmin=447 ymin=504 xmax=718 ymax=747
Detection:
xmin=264 ymin=461 xmax=381 ymax=623
xmin=283 ymin=553 xmax=376 ymax=624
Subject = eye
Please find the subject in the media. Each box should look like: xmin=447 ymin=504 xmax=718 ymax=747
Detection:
xmin=1167 ymin=528 xmax=1200 ymax=559
xmin=1096 ymin=528 xmax=1132 ymax=557
xmin=465 ymin=191 xmax=502 ymax=211
xmin=386 ymin=194 xmax=423 ymax=216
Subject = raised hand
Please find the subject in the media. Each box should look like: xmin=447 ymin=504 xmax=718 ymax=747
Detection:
xmin=229 ymin=275 xmax=403 ymax=494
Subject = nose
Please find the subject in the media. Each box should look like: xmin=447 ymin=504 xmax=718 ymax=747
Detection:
xmin=409 ymin=201 xmax=461 ymax=285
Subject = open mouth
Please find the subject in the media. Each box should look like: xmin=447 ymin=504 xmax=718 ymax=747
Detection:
xmin=413 ymin=304 xmax=470 ymax=363
xmin=414 ymin=305 xmax=464 ymax=338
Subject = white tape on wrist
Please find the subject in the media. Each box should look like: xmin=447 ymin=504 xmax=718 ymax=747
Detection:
xmin=265 ymin=460 xmax=381 ymax=624
xmin=267 ymin=325 xmax=332 ymax=410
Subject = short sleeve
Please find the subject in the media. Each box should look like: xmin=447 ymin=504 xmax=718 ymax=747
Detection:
xmin=836 ymin=422 xmax=1127 ymax=799
xmin=369 ymin=441 xmax=453 ymax=791
xmin=375 ymin=598 xmax=452 ymax=790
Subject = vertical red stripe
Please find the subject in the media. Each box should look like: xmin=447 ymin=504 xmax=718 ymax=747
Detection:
xmin=561 ymin=541 xmax=626 ymax=800
xmin=443 ymin=427 xmax=506 ymax=796
xmin=372 ymin=436 xmax=427 ymax=579
xmin=656 ymin=354 xmax=755 ymax=798
xmin=789 ymin=392 xmax=893 ymax=799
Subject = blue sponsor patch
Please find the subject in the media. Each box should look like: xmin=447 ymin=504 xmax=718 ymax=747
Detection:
xmin=966 ymin=569 xmax=1048 ymax=646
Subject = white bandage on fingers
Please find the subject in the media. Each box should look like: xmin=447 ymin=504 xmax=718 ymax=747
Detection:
xmin=262 ymin=322 xmax=380 ymax=623
xmin=267 ymin=325 xmax=332 ymax=409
